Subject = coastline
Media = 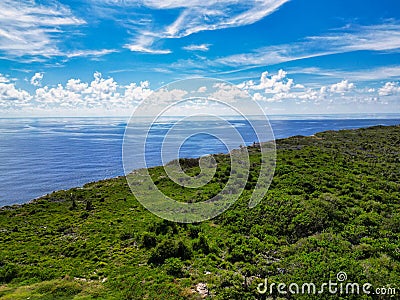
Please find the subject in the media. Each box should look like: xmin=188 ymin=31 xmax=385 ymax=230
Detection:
xmin=2 ymin=123 xmax=399 ymax=210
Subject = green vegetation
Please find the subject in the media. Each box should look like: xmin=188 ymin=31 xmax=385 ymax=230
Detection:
xmin=0 ymin=125 xmax=399 ymax=299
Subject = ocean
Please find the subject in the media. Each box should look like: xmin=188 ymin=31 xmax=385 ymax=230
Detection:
xmin=1 ymin=114 xmax=399 ymax=206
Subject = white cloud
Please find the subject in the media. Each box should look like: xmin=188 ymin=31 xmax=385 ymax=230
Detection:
xmin=309 ymin=23 xmax=400 ymax=52
xmin=182 ymin=44 xmax=211 ymax=51
xmin=124 ymin=35 xmax=171 ymax=54
xmin=66 ymin=79 xmax=89 ymax=93
xmin=0 ymin=75 xmax=9 ymax=84
xmin=345 ymin=66 xmax=400 ymax=81
xmin=33 ymin=72 xmax=152 ymax=112
xmin=1 ymin=72 xmax=154 ymax=114
xmin=216 ymin=22 xmax=400 ymax=68
xmin=329 ymin=80 xmax=355 ymax=93
xmin=30 ymin=72 xmax=44 ymax=87
xmin=240 ymin=69 xmax=294 ymax=94
xmin=210 ymin=82 xmax=250 ymax=102
xmin=0 ymin=70 xmax=398 ymax=116
xmin=35 ymin=84 xmax=81 ymax=108
xmin=0 ymin=74 xmax=32 ymax=109
xmin=89 ymin=71 xmax=118 ymax=96
xmin=124 ymin=44 xmax=172 ymax=54
xmin=197 ymin=86 xmax=207 ymax=93
xmin=235 ymin=70 xmax=365 ymax=105
xmin=215 ymin=44 xmax=334 ymax=68
xmin=0 ymin=0 xmax=85 ymax=57
xmin=66 ymin=49 xmax=118 ymax=58
xmin=139 ymin=0 xmax=252 ymax=9
xmin=378 ymin=81 xmax=400 ymax=96
xmin=112 ymin=0 xmax=288 ymax=54
xmin=124 ymin=81 xmax=153 ymax=101
xmin=287 ymin=65 xmax=400 ymax=82
xmin=150 ymin=88 xmax=188 ymax=102
xmin=160 ymin=0 xmax=289 ymax=38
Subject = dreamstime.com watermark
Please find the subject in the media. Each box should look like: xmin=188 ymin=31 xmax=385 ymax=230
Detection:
xmin=122 ymin=78 xmax=276 ymax=223
xmin=257 ymin=271 xmax=396 ymax=296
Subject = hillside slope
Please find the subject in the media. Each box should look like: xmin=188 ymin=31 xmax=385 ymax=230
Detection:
xmin=0 ymin=125 xmax=399 ymax=299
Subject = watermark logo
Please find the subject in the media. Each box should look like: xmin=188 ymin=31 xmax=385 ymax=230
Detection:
xmin=122 ymin=78 xmax=276 ymax=223
xmin=257 ymin=272 xmax=396 ymax=296
xmin=336 ymin=271 xmax=347 ymax=282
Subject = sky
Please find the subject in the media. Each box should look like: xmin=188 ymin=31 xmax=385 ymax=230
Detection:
xmin=0 ymin=0 xmax=400 ymax=116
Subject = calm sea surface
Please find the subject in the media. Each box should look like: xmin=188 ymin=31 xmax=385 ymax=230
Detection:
xmin=1 ymin=115 xmax=399 ymax=206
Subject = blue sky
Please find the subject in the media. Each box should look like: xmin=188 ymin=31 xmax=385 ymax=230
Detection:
xmin=0 ymin=0 xmax=400 ymax=116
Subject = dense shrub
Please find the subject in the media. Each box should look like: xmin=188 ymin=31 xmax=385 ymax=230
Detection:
xmin=141 ymin=231 xmax=157 ymax=248
xmin=164 ymin=258 xmax=186 ymax=277
xmin=0 ymin=263 xmax=17 ymax=283
xmin=148 ymin=239 xmax=192 ymax=264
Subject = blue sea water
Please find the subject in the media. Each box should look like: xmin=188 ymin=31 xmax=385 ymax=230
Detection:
xmin=0 ymin=114 xmax=399 ymax=206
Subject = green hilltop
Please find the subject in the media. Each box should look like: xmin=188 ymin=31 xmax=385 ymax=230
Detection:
xmin=0 ymin=125 xmax=399 ymax=299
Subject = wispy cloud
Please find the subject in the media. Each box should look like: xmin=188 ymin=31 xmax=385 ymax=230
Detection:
xmin=216 ymin=22 xmax=400 ymax=68
xmin=309 ymin=23 xmax=400 ymax=52
xmin=124 ymin=44 xmax=172 ymax=54
xmin=124 ymin=35 xmax=171 ymax=54
xmin=161 ymin=0 xmax=289 ymax=38
xmin=182 ymin=44 xmax=211 ymax=51
xmin=66 ymin=49 xmax=118 ymax=58
xmin=97 ymin=0 xmax=289 ymax=36
xmin=0 ymin=0 xmax=86 ymax=58
xmin=288 ymin=65 xmax=400 ymax=82
xmin=107 ymin=0 xmax=289 ymax=54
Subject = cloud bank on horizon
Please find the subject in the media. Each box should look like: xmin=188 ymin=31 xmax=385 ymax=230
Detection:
xmin=0 ymin=0 xmax=399 ymax=116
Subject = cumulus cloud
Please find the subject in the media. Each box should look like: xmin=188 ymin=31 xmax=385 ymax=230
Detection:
xmin=236 ymin=70 xmax=363 ymax=104
xmin=124 ymin=81 xmax=153 ymax=101
xmin=329 ymin=80 xmax=355 ymax=93
xmin=2 ymin=71 xmax=153 ymax=114
xmin=0 ymin=69 xmax=397 ymax=115
xmin=89 ymin=71 xmax=118 ymax=97
xmin=30 ymin=72 xmax=44 ymax=87
xmin=150 ymin=88 xmax=188 ymax=103
xmin=378 ymin=81 xmax=400 ymax=96
xmin=210 ymin=82 xmax=250 ymax=102
xmin=66 ymin=79 xmax=89 ymax=93
xmin=0 ymin=74 xmax=32 ymax=109
xmin=240 ymin=69 xmax=294 ymax=94
xmin=237 ymin=69 xmax=315 ymax=103
xmin=30 ymin=72 xmax=152 ymax=112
